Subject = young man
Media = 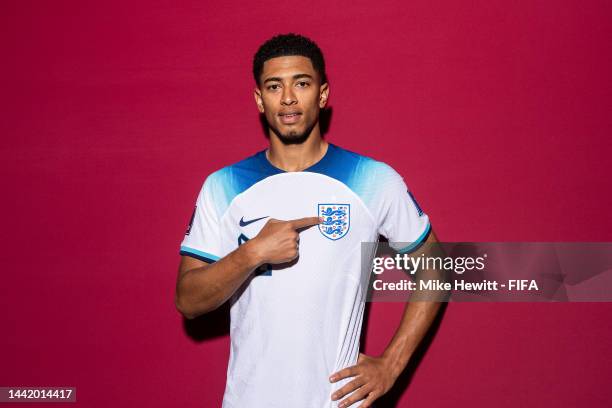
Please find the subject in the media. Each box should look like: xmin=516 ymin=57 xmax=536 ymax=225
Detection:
xmin=175 ymin=33 xmax=442 ymax=408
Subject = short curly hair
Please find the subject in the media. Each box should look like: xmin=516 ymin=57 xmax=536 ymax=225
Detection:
xmin=253 ymin=33 xmax=327 ymax=86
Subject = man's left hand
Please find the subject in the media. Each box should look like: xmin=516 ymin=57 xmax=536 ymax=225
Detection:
xmin=329 ymin=353 xmax=398 ymax=408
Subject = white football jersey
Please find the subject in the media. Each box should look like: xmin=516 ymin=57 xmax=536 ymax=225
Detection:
xmin=180 ymin=144 xmax=430 ymax=407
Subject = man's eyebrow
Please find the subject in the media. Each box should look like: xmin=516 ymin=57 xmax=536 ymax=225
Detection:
xmin=263 ymin=73 xmax=314 ymax=84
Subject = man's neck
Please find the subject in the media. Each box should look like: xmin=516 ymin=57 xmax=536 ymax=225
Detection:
xmin=267 ymin=131 xmax=329 ymax=172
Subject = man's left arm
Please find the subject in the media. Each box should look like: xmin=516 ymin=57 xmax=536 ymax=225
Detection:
xmin=330 ymin=229 xmax=445 ymax=408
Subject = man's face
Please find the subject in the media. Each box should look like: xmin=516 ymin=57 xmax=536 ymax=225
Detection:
xmin=254 ymin=56 xmax=329 ymax=144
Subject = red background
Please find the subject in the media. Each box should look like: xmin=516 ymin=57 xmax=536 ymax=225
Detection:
xmin=2 ymin=1 xmax=611 ymax=406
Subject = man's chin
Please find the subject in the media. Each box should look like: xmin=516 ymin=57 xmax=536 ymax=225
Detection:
xmin=271 ymin=126 xmax=312 ymax=145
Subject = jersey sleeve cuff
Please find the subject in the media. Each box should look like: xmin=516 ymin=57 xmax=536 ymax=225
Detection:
xmin=179 ymin=246 xmax=220 ymax=263
xmin=396 ymin=222 xmax=431 ymax=254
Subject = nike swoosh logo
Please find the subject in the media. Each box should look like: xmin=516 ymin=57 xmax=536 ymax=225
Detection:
xmin=239 ymin=215 xmax=269 ymax=227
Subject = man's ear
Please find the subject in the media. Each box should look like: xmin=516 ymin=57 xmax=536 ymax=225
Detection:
xmin=319 ymin=82 xmax=329 ymax=109
xmin=254 ymin=87 xmax=265 ymax=113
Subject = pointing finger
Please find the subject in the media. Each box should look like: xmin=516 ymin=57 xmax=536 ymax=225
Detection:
xmin=289 ymin=216 xmax=322 ymax=230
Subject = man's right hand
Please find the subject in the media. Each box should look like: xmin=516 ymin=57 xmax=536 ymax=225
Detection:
xmin=249 ymin=217 xmax=321 ymax=265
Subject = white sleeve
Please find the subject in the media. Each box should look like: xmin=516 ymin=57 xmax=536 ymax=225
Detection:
xmin=377 ymin=170 xmax=431 ymax=253
xmin=179 ymin=176 xmax=223 ymax=263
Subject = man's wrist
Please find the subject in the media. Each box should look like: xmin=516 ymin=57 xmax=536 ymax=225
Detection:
xmin=381 ymin=347 xmax=410 ymax=380
xmin=240 ymin=238 xmax=266 ymax=270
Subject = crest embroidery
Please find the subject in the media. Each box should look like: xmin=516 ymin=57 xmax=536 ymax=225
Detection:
xmin=318 ymin=204 xmax=350 ymax=240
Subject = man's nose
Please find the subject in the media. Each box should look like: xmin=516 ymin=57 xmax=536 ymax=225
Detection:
xmin=281 ymin=87 xmax=297 ymax=105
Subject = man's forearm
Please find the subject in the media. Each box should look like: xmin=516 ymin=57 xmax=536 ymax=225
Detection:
xmin=381 ymin=300 xmax=441 ymax=378
xmin=175 ymin=216 xmax=319 ymax=319
xmin=175 ymin=240 xmax=262 ymax=318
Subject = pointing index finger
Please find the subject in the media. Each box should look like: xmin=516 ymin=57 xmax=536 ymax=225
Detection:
xmin=289 ymin=216 xmax=322 ymax=230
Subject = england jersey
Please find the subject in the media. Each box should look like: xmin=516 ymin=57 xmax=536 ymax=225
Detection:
xmin=179 ymin=144 xmax=430 ymax=408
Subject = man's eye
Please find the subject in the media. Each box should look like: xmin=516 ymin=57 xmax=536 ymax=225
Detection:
xmin=267 ymin=84 xmax=280 ymax=90
xmin=297 ymin=81 xmax=310 ymax=87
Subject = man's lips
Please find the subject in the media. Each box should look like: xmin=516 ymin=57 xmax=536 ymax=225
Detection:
xmin=279 ymin=112 xmax=302 ymax=124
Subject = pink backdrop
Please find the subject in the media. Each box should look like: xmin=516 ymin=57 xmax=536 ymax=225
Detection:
xmin=2 ymin=1 xmax=611 ymax=406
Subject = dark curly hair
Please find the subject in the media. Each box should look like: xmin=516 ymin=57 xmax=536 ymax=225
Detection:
xmin=253 ymin=33 xmax=327 ymax=86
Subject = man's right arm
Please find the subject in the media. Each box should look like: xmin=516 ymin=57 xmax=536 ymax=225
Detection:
xmin=175 ymin=239 xmax=263 ymax=319
xmin=175 ymin=217 xmax=320 ymax=319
